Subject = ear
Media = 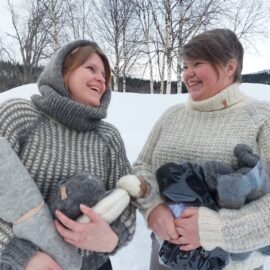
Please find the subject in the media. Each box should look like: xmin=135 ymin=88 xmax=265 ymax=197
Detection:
xmin=226 ymin=58 xmax=237 ymax=79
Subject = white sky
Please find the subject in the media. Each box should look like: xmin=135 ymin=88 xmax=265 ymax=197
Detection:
xmin=242 ymin=38 xmax=270 ymax=74
xmin=1 ymin=83 xmax=270 ymax=269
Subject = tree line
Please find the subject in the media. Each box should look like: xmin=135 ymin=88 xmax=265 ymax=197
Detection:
xmin=0 ymin=0 xmax=269 ymax=94
xmin=1 ymin=60 xmax=269 ymax=94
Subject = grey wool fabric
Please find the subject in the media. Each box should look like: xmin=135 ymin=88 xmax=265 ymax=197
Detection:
xmin=203 ymin=144 xmax=268 ymax=209
xmin=0 ymin=137 xmax=82 ymax=270
xmin=0 ymin=39 xmax=136 ymax=270
xmin=49 ymin=172 xmax=106 ymax=220
xmin=133 ymin=83 xmax=270 ymax=269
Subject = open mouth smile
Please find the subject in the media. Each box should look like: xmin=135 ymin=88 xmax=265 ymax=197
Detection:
xmin=88 ymin=86 xmax=100 ymax=93
xmin=188 ymin=81 xmax=202 ymax=88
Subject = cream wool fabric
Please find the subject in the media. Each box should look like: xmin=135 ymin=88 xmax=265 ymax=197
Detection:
xmin=133 ymin=83 xmax=270 ymax=269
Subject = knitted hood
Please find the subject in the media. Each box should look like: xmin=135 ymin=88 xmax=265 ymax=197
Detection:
xmin=32 ymin=40 xmax=111 ymax=132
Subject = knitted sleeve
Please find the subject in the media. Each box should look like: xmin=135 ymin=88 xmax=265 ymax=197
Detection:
xmin=0 ymin=99 xmax=41 ymax=268
xmin=99 ymin=123 xmax=136 ymax=253
xmin=132 ymin=105 xmax=180 ymax=220
xmin=198 ymin=108 xmax=270 ymax=253
xmin=0 ymin=235 xmax=39 ymax=270
xmin=0 ymin=99 xmax=42 ymax=152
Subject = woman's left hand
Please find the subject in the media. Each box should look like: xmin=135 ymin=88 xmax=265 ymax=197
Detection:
xmin=171 ymin=207 xmax=200 ymax=251
xmin=54 ymin=204 xmax=119 ymax=252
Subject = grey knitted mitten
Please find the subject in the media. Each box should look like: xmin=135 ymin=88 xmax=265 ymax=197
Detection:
xmin=217 ymin=144 xmax=267 ymax=208
xmin=202 ymin=144 xmax=268 ymax=209
xmin=234 ymin=144 xmax=260 ymax=168
xmin=202 ymin=161 xmax=234 ymax=191
xmin=49 ymin=172 xmax=106 ymax=220
xmin=0 ymin=137 xmax=82 ymax=270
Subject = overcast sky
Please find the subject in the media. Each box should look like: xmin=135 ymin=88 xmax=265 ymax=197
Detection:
xmin=0 ymin=0 xmax=269 ymax=75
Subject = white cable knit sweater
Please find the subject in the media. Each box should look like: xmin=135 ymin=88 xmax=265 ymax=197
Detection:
xmin=133 ymin=83 xmax=270 ymax=269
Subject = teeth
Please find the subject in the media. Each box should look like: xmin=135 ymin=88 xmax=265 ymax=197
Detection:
xmin=89 ymin=86 xmax=99 ymax=92
xmin=188 ymin=81 xmax=200 ymax=87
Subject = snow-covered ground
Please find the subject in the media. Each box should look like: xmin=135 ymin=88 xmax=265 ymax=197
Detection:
xmin=1 ymin=83 xmax=270 ymax=269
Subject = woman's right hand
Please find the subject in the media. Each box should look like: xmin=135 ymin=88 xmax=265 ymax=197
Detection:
xmin=148 ymin=204 xmax=179 ymax=241
xmin=25 ymin=252 xmax=63 ymax=270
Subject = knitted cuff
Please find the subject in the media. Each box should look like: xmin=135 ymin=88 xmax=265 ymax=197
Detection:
xmin=140 ymin=197 xmax=164 ymax=223
xmin=1 ymin=237 xmax=39 ymax=269
xmin=81 ymin=253 xmax=108 ymax=270
xmin=109 ymin=223 xmax=130 ymax=255
xmin=225 ymin=251 xmax=265 ymax=270
xmin=110 ymin=224 xmax=133 ymax=254
xmin=198 ymin=206 xmax=225 ymax=251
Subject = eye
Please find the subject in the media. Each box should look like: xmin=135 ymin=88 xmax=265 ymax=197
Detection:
xmin=183 ymin=65 xmax=188 ymax=70
xmin=86 ymin=65 xmax=95 ymax=72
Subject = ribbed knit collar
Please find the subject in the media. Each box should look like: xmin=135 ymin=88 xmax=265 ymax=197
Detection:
xmin=187 ymin=83 xmax=246 ymax=112
xmin=32 ymin=86 xmax=111 ymax=132
xmin=31 ymin=40 xmax=111 ymax=132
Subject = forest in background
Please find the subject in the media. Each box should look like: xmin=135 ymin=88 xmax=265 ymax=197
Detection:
xmin=0 ymin=60 xmax=269 ymax=94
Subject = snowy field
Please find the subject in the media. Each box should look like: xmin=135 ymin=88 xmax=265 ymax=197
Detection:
xmin=1 ymin=83 xmax=270 ymax=269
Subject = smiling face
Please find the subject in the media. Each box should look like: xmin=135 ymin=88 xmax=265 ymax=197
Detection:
xmin=181 ymin=29 xmax=244 ymax=101
xmin=182 ymin=59 xmax=236 ymax=101
xmin=66 ymin=53 xmax=106 ymax=107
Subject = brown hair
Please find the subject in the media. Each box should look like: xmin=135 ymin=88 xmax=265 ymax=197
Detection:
xmin=62 ymin=44 xmax=111 ymax=89
xmin=182 ymin=29 xmax=244 ymax=82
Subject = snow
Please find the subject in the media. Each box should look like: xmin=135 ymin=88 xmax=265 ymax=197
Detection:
xmin=1 ymin=83 xmax=270 ymax=269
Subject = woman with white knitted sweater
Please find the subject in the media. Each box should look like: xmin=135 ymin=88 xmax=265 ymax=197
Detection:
xmin=133 ymin=29 xmax=270 ymax=269
xmin=0 ymin=40 xmax=136 ymax=270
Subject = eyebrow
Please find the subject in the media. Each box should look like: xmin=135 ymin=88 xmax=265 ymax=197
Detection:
xmin=84 ymin=62 xmax=105 ymax=74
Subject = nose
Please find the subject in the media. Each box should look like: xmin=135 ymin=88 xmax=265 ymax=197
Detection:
xmin=95 ymin=72 xmax=106 ymax=84
xmin=183 ymin=67 xmax=195 ymax=77
xmin=183 ymin=67 xmax=195 ymax=82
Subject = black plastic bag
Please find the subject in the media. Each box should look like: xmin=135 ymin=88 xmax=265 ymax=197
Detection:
xmin=156 ymin=162 xmax=229 ymax=270
xmin=159 ymin=243 xmax=228 ymax=270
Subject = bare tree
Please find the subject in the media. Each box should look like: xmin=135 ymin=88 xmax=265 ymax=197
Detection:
xmin=149 ymin=0 xmax=179 ymax=94
xmin=0 ymin=39 xmax=4 ymax=61
xmin=91 ymin=0 xmax=141 ymax=92
xmin=149 ymin=1 xmax=165 ymax=93
xmin=133 ymin=0 xmax=155 ymax=93
xmin=222 ymin=0 xmax=268 ymax=48
xmin=5 ymin=0 xmax=49 ymax=83
xmin=64 ymin=0 xmax=94 ymax=40
xmin=38 ymin=0 xmax=67 ymax=52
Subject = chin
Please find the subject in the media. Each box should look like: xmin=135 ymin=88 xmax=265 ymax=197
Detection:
xmin=87 ymin=100 xmax=100 ymax=107
xmin=189 ymin=93 xmax=201 ymax=101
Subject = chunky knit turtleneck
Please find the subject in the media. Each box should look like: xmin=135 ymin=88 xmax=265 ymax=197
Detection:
xmin=187 ymin=82 xmax=246 ymax=111
xmin=32 ymin=87 xmax=110 ymax=131
xmin=133 ymin=83 xmax=270 ymax=269
xmin=0 ymin=40 xmax=136 ymax=270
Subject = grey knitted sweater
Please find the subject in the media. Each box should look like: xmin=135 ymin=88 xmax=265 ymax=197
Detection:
xmin=0 ymin=40 xmax=136 ymax=270
xmin=133 ymin=83 xmax=270 ymax=270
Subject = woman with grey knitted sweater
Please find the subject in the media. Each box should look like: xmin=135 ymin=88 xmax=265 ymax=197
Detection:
xmin=0 ymin=40 xmax=136 ymax=270
xmin=133 ymin=29 xmax=270 ymax=269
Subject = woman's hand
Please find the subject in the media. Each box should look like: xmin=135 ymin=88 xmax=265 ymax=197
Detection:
xmin=172 ymin=207 xmax=200 ymax=251
xmin=54 ymin=204 xmax=119 ymax=252
xmin=148 ymin=204 xmax=179 ymax=241
xmin=25 ymin=252 xmax=63 ymax=270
